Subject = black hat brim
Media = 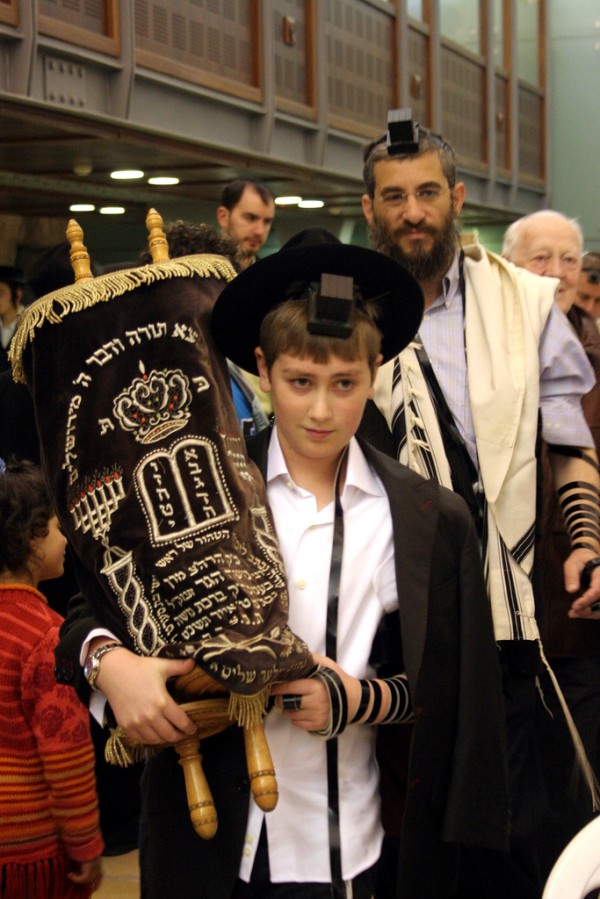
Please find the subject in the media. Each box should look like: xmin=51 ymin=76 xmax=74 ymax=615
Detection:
xmin=0 ymin=265 xmax=25 ymax=286
xmin=210 ymin=242 xmax=423 ymax=374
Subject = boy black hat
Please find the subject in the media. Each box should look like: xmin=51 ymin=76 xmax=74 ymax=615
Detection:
xmin=211 ymin=228 xmax=423 ymax=373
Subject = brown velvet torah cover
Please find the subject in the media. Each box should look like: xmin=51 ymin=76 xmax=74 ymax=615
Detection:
xmin=10 ymin=255 xmax=313 ymax=719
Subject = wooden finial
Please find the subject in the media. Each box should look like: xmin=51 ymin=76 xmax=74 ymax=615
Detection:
xmin=146 ymin=208 xmax=170 ymax=263
xmin=66 ymin=219 xmax=93 ymax=282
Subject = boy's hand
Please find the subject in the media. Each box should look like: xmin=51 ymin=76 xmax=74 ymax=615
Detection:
xmin=271 ymin=653 xmax=361 ymax=730
xmin=271 ymin=676 xmax=330 ymax=730
xmin=96 ymin=649 xmax=197 ymax=745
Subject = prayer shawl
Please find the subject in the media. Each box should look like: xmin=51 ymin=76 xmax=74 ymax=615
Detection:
xmin=375 ymin=242 xmax=556 ymax=641
xmin=10 ymin=257 xmax=313 ymax=721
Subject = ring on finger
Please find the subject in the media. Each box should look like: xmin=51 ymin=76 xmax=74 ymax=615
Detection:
xmin=282 ymin=693 xmax=302 ymax=712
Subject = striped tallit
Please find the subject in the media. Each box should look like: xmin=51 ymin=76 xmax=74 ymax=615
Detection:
xmin=375 ymin=243 xmax=556 ymax=642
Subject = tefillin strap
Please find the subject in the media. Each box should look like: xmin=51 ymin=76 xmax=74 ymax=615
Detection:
xmin=325 ymin=454 xmax=347 ymax=899
xmin=414 ymin=255 xmax=485 ymax=535
xmin=555 ymin=479 xmax=600 ymax=552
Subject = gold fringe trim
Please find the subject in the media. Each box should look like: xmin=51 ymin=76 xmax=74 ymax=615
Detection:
xmin=538 ymin=639 xmax=600 ymax=811
xmin=104 ymin=726 xmax=157 ymax=767
xmin=228 ymin=687 xmax=271 ymax=728
xmin=9 ymin=254 xmax=237 ymax=383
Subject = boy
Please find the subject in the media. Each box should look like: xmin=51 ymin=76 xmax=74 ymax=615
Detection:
xmin=56 ymin=229 xmax=508 ymax=899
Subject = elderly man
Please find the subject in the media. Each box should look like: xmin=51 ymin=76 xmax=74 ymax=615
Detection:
xmin=360 ymin=117 xmax=600 ymax=898
xmin=502 ymin=209 xmax=582 ymax=312
xmin=216 ymin=178 xmax=275 ymax=269
xmin=576 ymin=251 xmax=600 ymax=322
xmin=503 ymin=210 xmax=600 ymax=884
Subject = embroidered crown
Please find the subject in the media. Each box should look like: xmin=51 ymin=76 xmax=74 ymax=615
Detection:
xmin=113 ymin=363 xmax=192 ymax=444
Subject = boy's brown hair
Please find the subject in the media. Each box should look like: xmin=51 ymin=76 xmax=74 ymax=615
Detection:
xmin=258 ymin=298 xmax=382 ymax=372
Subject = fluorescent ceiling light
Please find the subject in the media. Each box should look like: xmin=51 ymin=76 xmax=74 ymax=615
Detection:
xmin=275 ymin=195 xmax=302 ymax=206
xmin=110 ymin=169 xmax=144 ymax=180
xmin=298 ymin=199 xmax=324 ymax=209
xmin=148 ymin=176 xmax=180 ymax=185
xmin=69 ymin=203 xmax=95 ymax=212
xmin=99 ymin=206 xmax=125 ymax=215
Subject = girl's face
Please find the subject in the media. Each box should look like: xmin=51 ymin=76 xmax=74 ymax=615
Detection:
xmin=30 ymin=515 xmax=67 ymax=584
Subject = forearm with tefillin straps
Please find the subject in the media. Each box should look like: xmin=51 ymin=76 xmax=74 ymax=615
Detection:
xmin=548 ymin=445 xmax=600 ymax=551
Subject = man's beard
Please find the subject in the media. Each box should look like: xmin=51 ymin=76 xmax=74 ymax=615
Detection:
xmin=368 ymin=208 xmax=460 ymax=282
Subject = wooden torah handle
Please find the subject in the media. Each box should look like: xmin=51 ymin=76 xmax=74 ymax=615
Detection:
xmin=170 ymin=670 xmax=279 ymax=835
xmin=244 ymin=720 xmax=278 ymax=812
xmin=175 ymin=735 xmax=218 ymax=840
xmin=66 ymin=219 xmax=94 ymax=282
xmin=146 ymin=208 xmax=170 ymax=263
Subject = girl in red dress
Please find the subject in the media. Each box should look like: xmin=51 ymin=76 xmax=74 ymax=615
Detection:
xmin=0 ymin=458 xmax=104 ymax=898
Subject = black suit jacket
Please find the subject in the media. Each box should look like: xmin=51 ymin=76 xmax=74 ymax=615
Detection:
xmin=0 ymin=369 xmax=40 ymax=463
xmin=55 ymin=427 xmax=508 ymax=899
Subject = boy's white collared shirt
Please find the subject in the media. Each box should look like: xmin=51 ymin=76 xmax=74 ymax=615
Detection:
xmin=238 ymin=428 xmax=398 ymax=885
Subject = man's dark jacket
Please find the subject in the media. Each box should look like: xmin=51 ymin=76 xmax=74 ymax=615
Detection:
xmin=55 ymin=427 xmax=508 ymax=899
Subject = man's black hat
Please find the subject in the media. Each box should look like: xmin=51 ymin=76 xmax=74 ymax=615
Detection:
xmin=0 ymin=265 xmax=24 ymax=286
xmin=211 ymin=228 xmax=423 ymax=373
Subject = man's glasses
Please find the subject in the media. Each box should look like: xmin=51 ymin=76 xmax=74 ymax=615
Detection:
xmin=380 ymin=186 xmax=452 ymax=209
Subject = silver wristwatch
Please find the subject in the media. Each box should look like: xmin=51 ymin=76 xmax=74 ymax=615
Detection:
xmin=83 ymin=642 xmax=124 ymax=691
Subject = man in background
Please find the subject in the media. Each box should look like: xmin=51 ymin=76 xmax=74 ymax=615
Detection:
xmin=575 ymin=251 xmax=600 ymax=323
xmin=217 ymin=179 xmax=277 ymax=416
xmin=217 ymin=178 xmax=276 ymax=269
xmin=0 ymin=265 xmax=25 ymax=372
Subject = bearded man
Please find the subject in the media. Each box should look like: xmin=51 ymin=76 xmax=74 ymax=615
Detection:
xmin=359 ymin=118 xmax=600 ymax=899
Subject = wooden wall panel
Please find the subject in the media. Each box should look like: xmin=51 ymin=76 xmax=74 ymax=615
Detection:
xmin=495 ymin=73 xmax=509 ymax=173
xmin=408 ymin=25 xmax=429 ymax=128
xmin=326 ymin=0 xmax=394 ymax=137
xmin=39 ymin=0 xmax=118 ymax=55
xmin=274 ymin=0 xmax=315 ymax=117
xmin=440 ymin=44 xmax=485 ymax=167
xmin=0 ymin=0 xmax=19 ymax=27
xmin=134 ymin=0 xmax=261 ymax=102
xmin=518 ymin=84 xmax=544 ymax=181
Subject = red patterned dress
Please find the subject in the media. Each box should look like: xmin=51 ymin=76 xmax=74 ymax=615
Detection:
xmin=0 ymin=585 xmax=104 ymax=898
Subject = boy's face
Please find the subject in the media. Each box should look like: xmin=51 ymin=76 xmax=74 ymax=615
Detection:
xmin=256 ymin=348 xmax=381 ymax=472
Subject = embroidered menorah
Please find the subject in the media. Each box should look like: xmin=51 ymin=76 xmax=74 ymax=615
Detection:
xmin=69 ymin=469 xmax=125 ymax=541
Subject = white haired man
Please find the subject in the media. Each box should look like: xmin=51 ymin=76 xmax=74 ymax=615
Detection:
xmin=502 ymin=209 xmax=582 ymax=312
